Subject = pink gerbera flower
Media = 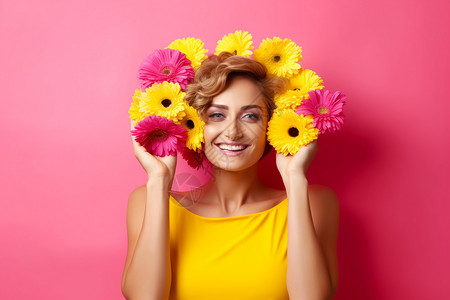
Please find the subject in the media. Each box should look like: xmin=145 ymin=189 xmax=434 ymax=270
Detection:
xmin=131 ymin=115 xmax=187 ymax=157
xmin=180 ymin=145 xmax=212 ymax=170
xmin=138 ymin=48 xmax=194 ymax=90
xmin=295 ymin=89 xmax=347 ymax=134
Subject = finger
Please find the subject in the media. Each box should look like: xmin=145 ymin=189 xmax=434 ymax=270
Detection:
xmin=130 ymin=120 xmax=134 ymax=140
xmin=131 ymin=136 xmax=146 ymax=152
xmin=128 ymin=121 xmax=150 ymax=155
xmin=304 ymin=139 xmax=318 ymax=149
xmin=309 ymin=139 xmax=319 ymax=151
xmin=129 ymin=123 xmax=143 ymax=149
xmin=130 ymin=119 xmax=138 ymax=143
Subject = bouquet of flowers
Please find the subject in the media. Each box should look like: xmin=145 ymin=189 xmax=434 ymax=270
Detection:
xmin=128 ymin=30 xmax=347 ymax=169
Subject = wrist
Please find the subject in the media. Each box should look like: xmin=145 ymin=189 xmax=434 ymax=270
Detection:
xmin=283 ymin=170 xmax=307 ymax=182
xmin=282 ymin=173 xmax=308 ymax=190
xmin=147 ymin=175 xmax=172 ymax=190
xmin=285 ymin=167 xmax=307 ymax=176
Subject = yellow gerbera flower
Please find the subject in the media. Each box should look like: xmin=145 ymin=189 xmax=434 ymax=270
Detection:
xmin=167 ymin=37 xmax=209 ymax=71
xmin=139 ymin=82 xmax=186 ymax=122
xmin=272 ymin=106 xmax=285 ymax=116
xmin=274 ymin=89 xmax=305 ymax=110
xmin=254 ymin=37 xmax=302 ymax=79
xmin=215 ymin=30 xmax=254 ymax=57
xmin=129 ymin=88 xmax=143 ymax=125
xmin=267 ymin=109 xmax=319 ymax=156
xmin=288 ymin=68 xmax=324 ymax=99
xmin=174 ymin=102 xmax=205 ymax=151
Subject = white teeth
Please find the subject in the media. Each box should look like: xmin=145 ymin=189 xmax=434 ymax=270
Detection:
xmin=218 ymin=144 xmax=247 ymax=151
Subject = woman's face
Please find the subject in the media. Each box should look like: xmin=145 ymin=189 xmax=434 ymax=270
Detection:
xmin=202 ymin=75 xmax=269 ymax=171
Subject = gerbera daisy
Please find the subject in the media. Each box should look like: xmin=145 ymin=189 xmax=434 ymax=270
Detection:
xmin=254 ymin=37 xmax=302 ymax=78
xmin=274 ymin=89 xmax=305 ymax=110
xmin=288 ymin=68 xmax=324 ymax=98
xmin=139 ymin=81 xmax=186 ymax=122
xmin=295 ymin=89 xmax=346 ymax=134
xmin=174 ymin=103 xmax=205 ymax=151
xmin=131 ymin=115 xmax=187 ymax=157
xmin=215 ymin=30 xmax=254 ymax=56
xmin=180 ymin=146 xmax=212 ymax=170
xmin=167 ymin=37 xmax=209 ymax=71
xmin=138 ymin=48 xmax=194 ymax=90
xmin=129 ymin=88 xmax=143 ymax=125
xmin=267 ymin=109 xmax=319 ymax=156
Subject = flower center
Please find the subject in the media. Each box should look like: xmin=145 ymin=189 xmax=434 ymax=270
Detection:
xmin=288 ymin=127 xmax=299 ymax=137
xmin=151 ymin=129 xmax=168 ymax=141
xmin=162 ymin=68 xmax=172 ymax=75
xmin=319 ymin=107 xmax=329 ymax=114
xmin=161 ymin=99 xmax=172 ymax=107
xmin=187 ymin=119 xmax=195 ymax=129
xmin=273 ymin=55 xmax=281 ymax=62
xmin=233 ymin=50 xmax=237 ymax=55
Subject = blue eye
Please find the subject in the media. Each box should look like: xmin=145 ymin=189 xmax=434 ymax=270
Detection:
xmin=208 ymin=112 xmax=260 ymax=121
xmin=209 ymin=113 xmax=224 ymax=119
xmin=243 ymin=113 xmax=260 ymax=120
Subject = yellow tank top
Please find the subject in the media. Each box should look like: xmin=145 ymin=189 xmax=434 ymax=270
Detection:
xmin=168 ymin=194 xmax=290 ymax=300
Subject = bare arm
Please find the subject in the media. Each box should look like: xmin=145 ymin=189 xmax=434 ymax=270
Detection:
xmin=276 ymin=141 xmax=339 ymax=299
xmin=121 ymin=178 xmax=172 ymax=300
xmin=121 ymin=120 xmax=176 ymax=299
xmin=284 ymin=179 xmax=339 ymax=300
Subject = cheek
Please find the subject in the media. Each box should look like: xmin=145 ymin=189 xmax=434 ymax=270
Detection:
xmin=202 ymin=124 xmax=220 ymax=144
xmin=249 ymin=123 xmax=268 ymax=147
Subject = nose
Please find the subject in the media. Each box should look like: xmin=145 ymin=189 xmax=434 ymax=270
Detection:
xmin=224 ymin=117 xmax=244 ymax=141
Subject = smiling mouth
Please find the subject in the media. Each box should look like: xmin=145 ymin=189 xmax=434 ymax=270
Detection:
xmin=215 ymin=143 xmax=249 ymax=151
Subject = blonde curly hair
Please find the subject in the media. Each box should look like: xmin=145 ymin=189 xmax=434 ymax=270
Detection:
xmin=184 ymin=51 xmax=288 ymax=121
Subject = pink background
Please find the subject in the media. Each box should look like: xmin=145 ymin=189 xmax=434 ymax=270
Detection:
xmin=1 ymin=0 xmax=449 ymax=299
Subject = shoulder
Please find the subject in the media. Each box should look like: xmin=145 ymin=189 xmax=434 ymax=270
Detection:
xmin=308 ymin=183 xmax=337 ymax=196
xmin=126 ymin=184 xmax=184 ymax=216
xmin=307 ymin=184 xmax=339 ymax=207
xmin=129 ymin=184 xmax=147 ymax=197
xmin=127 ymin=184 xmax=147 ymax=209
xmin=304 ymin=184 xmax=340 ymax=247
xmin=126 ymin=185 xmax=148 ymax=225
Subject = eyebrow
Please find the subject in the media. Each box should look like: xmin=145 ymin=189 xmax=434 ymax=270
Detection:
xmin=209 ymin=104 xmax=263 ymax=111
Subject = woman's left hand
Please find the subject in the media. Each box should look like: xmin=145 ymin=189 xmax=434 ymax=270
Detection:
xmin=276 ymin=139 xmax=318 ymax=180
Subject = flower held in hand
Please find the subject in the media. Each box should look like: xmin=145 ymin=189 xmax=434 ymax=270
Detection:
xmin=295 ymin=89 xmax=346 ymax=134
xmin=131 ymin=115 xmax=187 ymax=157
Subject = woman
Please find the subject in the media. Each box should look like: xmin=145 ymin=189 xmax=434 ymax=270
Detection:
xmin=122 ymin=52 xmax=339 ymax=300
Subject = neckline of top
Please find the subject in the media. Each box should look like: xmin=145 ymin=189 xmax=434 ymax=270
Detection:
xmin=169 ymin=194 xmax=288 ymax=220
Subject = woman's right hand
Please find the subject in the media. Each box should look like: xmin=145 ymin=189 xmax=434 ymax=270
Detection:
xmin=130 ymin=119 xmax=177 ymax=184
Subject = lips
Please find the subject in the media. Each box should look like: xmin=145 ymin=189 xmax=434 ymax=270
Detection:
xmin=215 ymin=143 xmax=249 ymax=151
xmin=215 ymin=142 xmax=248 ymax=146
xmin=215 ymin=143 xmax=249 ymax=156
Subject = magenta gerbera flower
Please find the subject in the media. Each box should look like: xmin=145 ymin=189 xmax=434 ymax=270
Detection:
xmin=131 ymin=115 xmax=187 ymax=157
xmin=295 ymin=89 xmax=347 ymax=134
xmin=180 ymin=146 xmax=212 ymax=170
xmin=138 ymin=48 xmax=195 ymax=90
